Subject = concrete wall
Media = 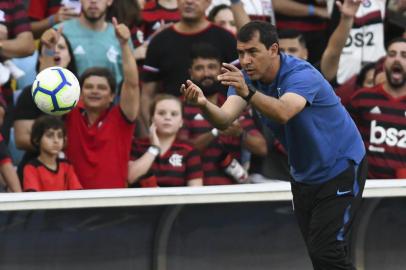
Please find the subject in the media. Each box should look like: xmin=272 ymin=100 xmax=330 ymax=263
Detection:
xmin=0 ymin=198 xmax=405 ymax=270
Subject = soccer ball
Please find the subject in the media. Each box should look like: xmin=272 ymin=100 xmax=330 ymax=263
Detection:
xmin=31 ymin=67 xmax=80 ymax=115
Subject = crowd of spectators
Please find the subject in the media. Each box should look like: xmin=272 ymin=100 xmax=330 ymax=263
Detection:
xmin=0 ymin=0 xmax=404 ymax=192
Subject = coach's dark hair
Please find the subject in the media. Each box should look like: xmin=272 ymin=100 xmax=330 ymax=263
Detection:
xmin=31 ymin=115 xmax=66 ymax=151
xmin=237 ymin=21 xmax=279 ymax=49
xmin=278 ymin=29 xmax=307 ymax=48
xmin=386 ymin=37 xmax=406 ymax=50
xmin=189 ymin=43 xmax=222 ymax=66
xmin=208 ymin=4 xmax=231 ymax=22
xmin=79 ymin=67 xmax=116 ymax=94
xmin=149 ymin=94 xmax=183 ymax=122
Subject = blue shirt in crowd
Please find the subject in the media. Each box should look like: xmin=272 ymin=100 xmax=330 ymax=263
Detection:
xmin=56 ymin=19 xmax=133 ymax=88
xmin=228 ymin=53 xmax=365 ymax=184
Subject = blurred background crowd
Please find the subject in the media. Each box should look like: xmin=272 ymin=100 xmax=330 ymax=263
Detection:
xmin=0 ymin=0 xmax=405 ymax=192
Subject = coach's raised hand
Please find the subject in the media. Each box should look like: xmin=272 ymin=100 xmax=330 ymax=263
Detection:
xmin=218 ymin=63 xmax=250 ymax=98
xmin=181 ymin=80 xmax=208 ymax=107
xmin=112 ymin=17 xmax=130 ymax=45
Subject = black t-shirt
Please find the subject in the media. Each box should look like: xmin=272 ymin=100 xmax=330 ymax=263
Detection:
xmin=143 ymin=23 xmax=238 ymax=96
xmin=14 ymin=85 xmax=44 ymax=121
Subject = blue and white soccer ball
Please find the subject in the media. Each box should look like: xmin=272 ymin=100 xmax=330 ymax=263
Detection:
xmin=31 ymin=67 xmax=80 ymax=115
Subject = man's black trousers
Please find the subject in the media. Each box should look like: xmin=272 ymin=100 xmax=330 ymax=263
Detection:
xmin=291 ymin=157 xmax=368 ymax=270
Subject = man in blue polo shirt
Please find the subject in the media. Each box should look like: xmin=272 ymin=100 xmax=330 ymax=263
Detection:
xmin=182 ymin=21 xmax=367 ymax=270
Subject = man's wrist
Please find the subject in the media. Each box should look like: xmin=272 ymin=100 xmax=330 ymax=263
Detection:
xmin=308 ymin=4 xmax=315 ymax=16
xmin=340 ymin=13 xmax=355 ymax=23
xmin=48 ymin=15 xmax=57 ymax=26
xmin=197 ymin=98 xmax=208 ymax=110
xmin=119 ymin=39 xmax=129 ymax=46
xmin=241 ymin=85 xmax=257 ymax=103
xmin=147 ymin=145 xmax=161 ymax=157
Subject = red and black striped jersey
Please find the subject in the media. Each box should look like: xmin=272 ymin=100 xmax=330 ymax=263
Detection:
xmin=0 ymin=0 xmax=31 ymax=37
xmin=348 ymin=84 xmax=406 ymax=179
xmin=28 ymin=0 xmax=62 ymax=20
xmin=181 ymin=95 xmax=260 ymax=185
xmin=130 ymin=24 xmax=144 ymax=48
xmin=140 ymin=0 xmax=180 ymax=40
xmin=130 ymin=137 xmax=203 ymax=187
xmin=23 ymin=158 xmax=82 ymax=191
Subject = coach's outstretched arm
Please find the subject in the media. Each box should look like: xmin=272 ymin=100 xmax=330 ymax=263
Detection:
xmin=114 ymin=17 xmax=140 ymax=122
xmin=181 ymin=80 xmax=246 ymax=130
xmin=219 ymin=63 xmax=307 ymax=124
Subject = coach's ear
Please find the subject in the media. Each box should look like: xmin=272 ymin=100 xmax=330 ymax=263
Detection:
xmin=303 ymin=47 xmax=308 ymax=61
xmin=269 ymin=43 xmax=279 ymax=57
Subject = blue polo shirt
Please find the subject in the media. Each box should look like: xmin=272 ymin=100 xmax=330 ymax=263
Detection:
xmin=228 ymin=53 xmax=365 ymax=183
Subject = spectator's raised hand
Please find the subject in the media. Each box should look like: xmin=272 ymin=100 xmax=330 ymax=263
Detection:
xmin=336 ymin=0 xmax=362 ymax=18
xmin=181 ymin=80 xmax=208 ymax=107
xmin=0 ymin=24 xmax=8 ymax=40
xmin=149 ymin=123 xmax=161 ymax=148
xmin=112 ymin=17 xmax=130 ymax=45
xmin=40 ymin=26 xmax=63 ymax=50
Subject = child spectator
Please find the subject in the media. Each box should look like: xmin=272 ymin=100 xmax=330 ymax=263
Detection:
xmin=129 ymin=94 xmax=203 ymax=187
xmin=23 ymin=115 xmax=82 ymax=191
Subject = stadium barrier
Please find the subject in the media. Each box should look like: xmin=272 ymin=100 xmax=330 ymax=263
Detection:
xmin=0 ymin=180 xmax=405 ymax=270
xmin=0 ymin=180 xmax=405 ymax=211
